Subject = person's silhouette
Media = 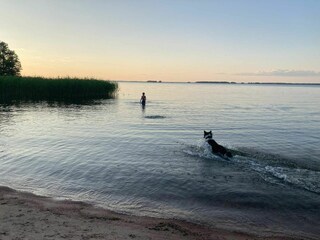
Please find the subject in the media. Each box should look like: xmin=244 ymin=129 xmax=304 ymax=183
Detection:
xmin=140 ymin=92 xmax=146 ymax=106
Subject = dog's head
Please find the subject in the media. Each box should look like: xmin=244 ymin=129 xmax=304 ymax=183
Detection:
xmin=204 ymin=131 xmax=213 ymax=140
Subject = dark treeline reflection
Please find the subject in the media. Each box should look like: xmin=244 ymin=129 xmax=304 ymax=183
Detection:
xmin=0 ymin=97 xmax=118 ymax=109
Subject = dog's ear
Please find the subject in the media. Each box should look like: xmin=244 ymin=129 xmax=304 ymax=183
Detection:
xmin=209 ymin=131 xmax=212 ymax=133
xmin=204 ymin=130 xmax=207 ymax=134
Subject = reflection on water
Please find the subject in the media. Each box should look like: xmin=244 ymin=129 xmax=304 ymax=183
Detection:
xmin=0 ymin=82 xmax=320 ymax=237
xmin=144 ymin=115 xmax=166 ymax=119
xmin=0 ymin=98 xmax=108 ymax=107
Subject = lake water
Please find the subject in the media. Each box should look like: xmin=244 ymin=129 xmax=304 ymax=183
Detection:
xmin=1 ymin=82 xmax=320 ymax=237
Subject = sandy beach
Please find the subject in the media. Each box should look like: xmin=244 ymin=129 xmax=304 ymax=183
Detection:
xmin=0 ymin=186 xmax=310 ymax=240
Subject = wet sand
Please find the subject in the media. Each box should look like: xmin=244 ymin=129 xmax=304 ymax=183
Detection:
xmin=0 ymin=186 xmax=311 ymax=240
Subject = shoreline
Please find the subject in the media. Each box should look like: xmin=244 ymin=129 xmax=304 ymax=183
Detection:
xmin=0 ymin=186 xmax=311 ymax=240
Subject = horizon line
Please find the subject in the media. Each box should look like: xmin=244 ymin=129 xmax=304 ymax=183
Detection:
xmin=115 ymin=80 xmax=320 ymax=85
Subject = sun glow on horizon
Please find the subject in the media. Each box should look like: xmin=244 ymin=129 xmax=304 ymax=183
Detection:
xmin=1 ymin=0 xmax=319 ymax=83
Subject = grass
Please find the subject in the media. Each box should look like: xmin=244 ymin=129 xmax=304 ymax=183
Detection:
xmin=0 ymin=76 xmax=118 ymax=102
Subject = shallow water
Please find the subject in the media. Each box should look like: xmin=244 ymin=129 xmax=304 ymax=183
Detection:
xmin=1 ymin=82 xmax=320 ymax=237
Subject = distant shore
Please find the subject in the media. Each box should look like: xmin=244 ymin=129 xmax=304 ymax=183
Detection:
xmin=0 ymin=186 xmax=311 ymax=240
xmin=116 ymin=80 xmax=320 ymax=85
xmin=195 ymin=81 xmax=320 ymax=85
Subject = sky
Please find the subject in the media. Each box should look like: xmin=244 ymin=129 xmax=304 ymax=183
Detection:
xmin=1 ymin=0 xmax=319 ymax=83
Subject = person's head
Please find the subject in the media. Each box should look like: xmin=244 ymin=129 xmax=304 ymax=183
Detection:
xmin=142 ymin=92 xmax=145 ymax=95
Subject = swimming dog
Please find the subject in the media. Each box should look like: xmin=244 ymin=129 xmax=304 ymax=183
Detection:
xmin=204 ymin=131 xmax=232 ymax=158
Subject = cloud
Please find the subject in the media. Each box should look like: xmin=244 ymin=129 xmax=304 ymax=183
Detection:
xmin=237 ymin=70 xmax=320 ymax=77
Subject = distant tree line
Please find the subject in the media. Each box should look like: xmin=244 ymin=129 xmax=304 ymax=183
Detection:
xmin=0 ymin=41 xmax=22 ymax=76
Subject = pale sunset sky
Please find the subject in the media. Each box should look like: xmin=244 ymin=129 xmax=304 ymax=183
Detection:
xmin=1 ymin=0 xmax=319 ymax=83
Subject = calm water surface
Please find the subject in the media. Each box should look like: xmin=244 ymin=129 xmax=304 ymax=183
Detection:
xmin=1 ymin=82 xmax=320 ymax=237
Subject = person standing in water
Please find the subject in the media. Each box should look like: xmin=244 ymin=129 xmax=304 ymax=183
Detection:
xmin=140 ymin=92 xmax=146 ymax=106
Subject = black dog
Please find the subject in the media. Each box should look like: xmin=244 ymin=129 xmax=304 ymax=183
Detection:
xmin=204 ymin=131 xmax=232 ymax=158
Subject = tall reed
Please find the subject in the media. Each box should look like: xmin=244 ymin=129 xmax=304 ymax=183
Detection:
xmin=0 ymin=76 xmax=118 ymax=101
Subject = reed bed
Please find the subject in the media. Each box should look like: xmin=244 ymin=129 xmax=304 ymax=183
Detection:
xmin=0 ymin=76 xmax=118 ymax=101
